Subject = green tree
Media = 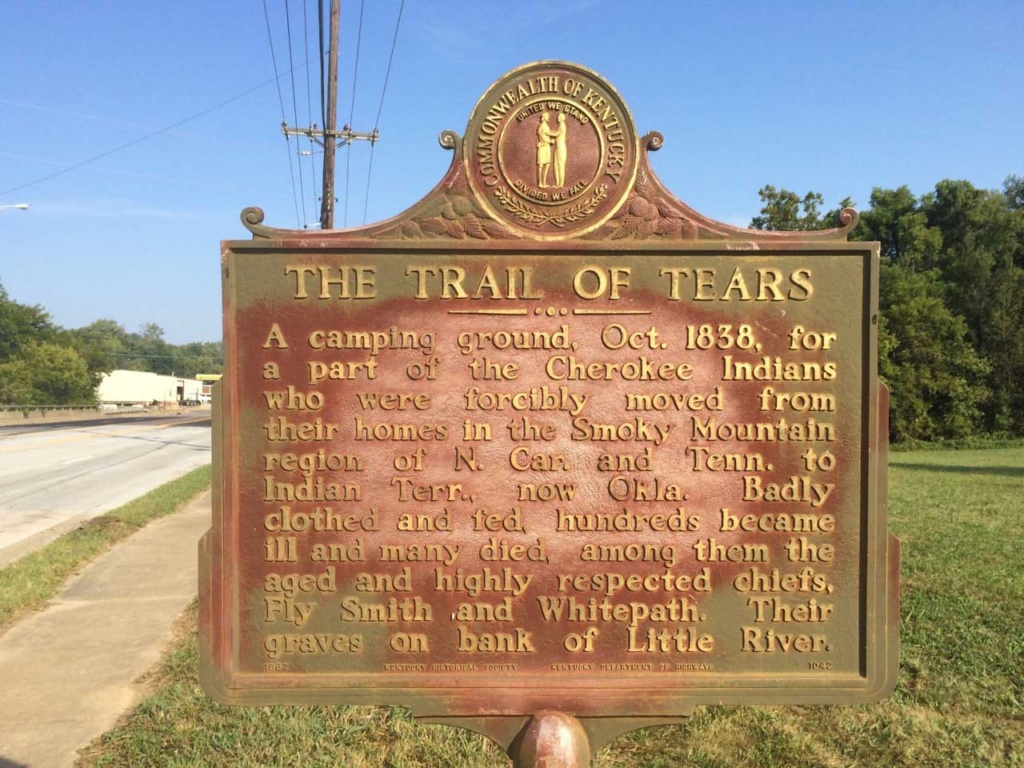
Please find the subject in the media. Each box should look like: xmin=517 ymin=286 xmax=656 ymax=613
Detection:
xmin=879 ymin=263 xmax=990 ymax=441
xmin=1003 ymin=174 xmax=1024 ymax=212
xmin=0 ymin=281 xmax=225 ymax=406
xmin=920 ymin=179 xmax=1024 ymax=432
xmin=132 ymin=322 xmax=175 ymax=375
xmin=750 ymin=186 xmax=826 ymax=231
xmin=66 ymin=320 xmax=223 ymax=379
xmin=0 ymin=342 xmax=98 ymax=406
xmin=750 ymin=183 xmax=1012 ymax=440
xmin=170 ymin=341 xmax=223 ymax=378
xmin=0 ymin=282 xmax=58 ymax=361
xmin=65 ymin=319 xmax=131 ymax=374
xmin=923 ymin=180 xmax=1018 ymax=323
xmin=980 ymin=266 xmax=1024 ymax=433
xmin=856 ymin=187 xmax=943 ymax=271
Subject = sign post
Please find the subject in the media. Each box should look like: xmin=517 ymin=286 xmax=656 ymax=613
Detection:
xmin=201 ymin=61 xmax=898 ymax=764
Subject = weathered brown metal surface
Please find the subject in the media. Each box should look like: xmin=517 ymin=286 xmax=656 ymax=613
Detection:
xmin=200 ymin=61 xmax=898 ymax=733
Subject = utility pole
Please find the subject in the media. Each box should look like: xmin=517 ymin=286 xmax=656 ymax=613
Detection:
xmin=321 ymin=0 xmax=341 ymax=231
xmin=280 ymin=0 xmax=378 ymax=230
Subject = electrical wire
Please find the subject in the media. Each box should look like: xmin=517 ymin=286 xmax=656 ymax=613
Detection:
xmin=302 ymin=0 xmax=320 ymax=220
xmin=318 ymin=0 xmax=327 ymax=140
xmin=262 ymin=1 xmax=289 ymax=150
xmin=109 ymin=352 xmax=224 ymax=362
xmin=343 ymin=0 xmax=365 ymax=228
xmin=263 ymin=0 xmax=302 ymax=228
xmin=0 ymin=62 xmax=308 ymax=201
xmin=284 ymin=0 xmax=310 ymax=227
xmin=362 ymin=0 xmax=405 ymax=224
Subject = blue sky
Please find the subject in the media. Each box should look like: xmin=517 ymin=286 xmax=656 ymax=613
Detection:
xmin=1 ymin=0 xmax=1021 ymax=344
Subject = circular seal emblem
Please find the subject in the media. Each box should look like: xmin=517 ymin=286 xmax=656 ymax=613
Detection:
xmin=465 ymin=61 xmax=638 ymax=239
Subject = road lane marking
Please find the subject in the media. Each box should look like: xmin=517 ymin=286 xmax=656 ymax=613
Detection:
xmin=159 ymin=417 xmax=212 ymax=428
xmin=0 ymin=418 xmax=208 ymax=453
xmin=0 ymin=433 xmax=97 ymax=453
xmin=60 ymin=455 xmax=95 ymax=465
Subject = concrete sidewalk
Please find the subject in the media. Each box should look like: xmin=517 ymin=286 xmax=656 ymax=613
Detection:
xmin=0 ymin=491 xmax=211 ymax=768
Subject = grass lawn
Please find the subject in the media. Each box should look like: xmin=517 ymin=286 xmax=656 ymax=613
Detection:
xmin=79 ymin=449 xmax=1023 ymax=767
xmin=0 ymin=465 xmax=211 ymax=634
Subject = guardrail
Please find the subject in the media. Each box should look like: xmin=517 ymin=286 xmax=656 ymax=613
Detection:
xmin=0 ymin=405 xmax=103 ymax=415
xmin=0 ymin=404 xmax=157 ymax=422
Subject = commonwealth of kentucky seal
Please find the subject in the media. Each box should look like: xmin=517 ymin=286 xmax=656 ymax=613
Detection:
xmin=465 ymin=61 xmax=639 ymax=239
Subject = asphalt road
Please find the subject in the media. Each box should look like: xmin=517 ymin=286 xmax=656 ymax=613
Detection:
xmin=0 ymin=412 xmax=212 ymax=563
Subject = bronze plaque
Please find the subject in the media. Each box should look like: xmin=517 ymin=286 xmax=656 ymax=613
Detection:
xmin=201 ymin=62 xmax=898 ymax=721
xmin=464 ymin=61 xmax=638 ymax=239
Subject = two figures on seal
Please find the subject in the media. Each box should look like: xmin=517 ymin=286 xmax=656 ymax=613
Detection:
xmin=536 ymin=111 xmax=567 ymax=189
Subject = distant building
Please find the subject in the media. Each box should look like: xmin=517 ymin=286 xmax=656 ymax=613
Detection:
xmin=195 ymin=374 xmax=221 ymax=403
xmin=96 ymin=370 xmax=208 ymax=407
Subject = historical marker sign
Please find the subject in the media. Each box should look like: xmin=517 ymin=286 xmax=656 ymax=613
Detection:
xmin=201 ymin=62 xmax=898 ymax=731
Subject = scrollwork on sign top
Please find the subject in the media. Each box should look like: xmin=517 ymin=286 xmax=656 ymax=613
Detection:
xmin=239 ymin=207 xmax=281 ymax=239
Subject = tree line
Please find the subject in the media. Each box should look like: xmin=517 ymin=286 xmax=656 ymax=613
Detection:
xmin=4 ymin=175 xmax=1021 ymax=441
xmin=752 ymin=177 xmax=1024 ymax=442
xmin=0 ymin=290 xmax=222 ymax=407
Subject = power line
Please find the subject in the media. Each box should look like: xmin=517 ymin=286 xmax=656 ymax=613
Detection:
xmin=363 ymin=0 xmax=405 ymax=224
xmin=318 ymin=0 xmax=328 ymax=131
xmin=343 ymin=0 xmax=366 ymax=227
xmin=262 ymin=1 xmax=289 ymax=135
xmin=263 ymin=0 xmax=302 ymax=227
xmin=0 ymin=63 xmax=307 ymax=200
xmin=284 ymin=0 xmax=310 ymax=226
xmin=372 ymin=0 xmax=405 ymax=131
xmin=108 ymin=352 xmax=224 ymax=361
xmin=0 ymin=98 xmax=145 ymax=127
xmin=302 ymin=0 xmax=320 ymax=219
